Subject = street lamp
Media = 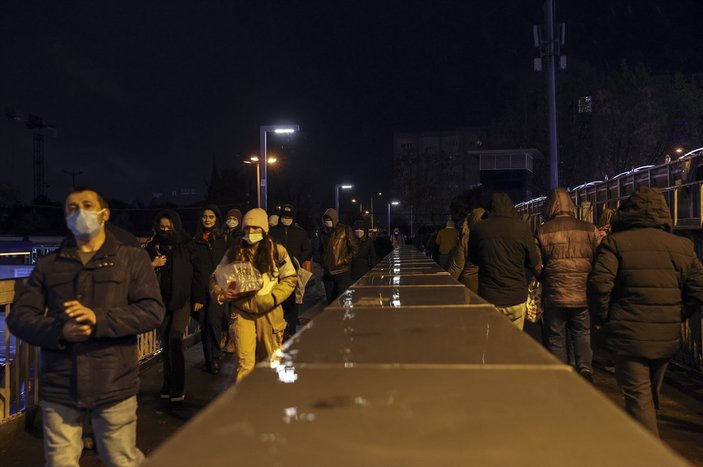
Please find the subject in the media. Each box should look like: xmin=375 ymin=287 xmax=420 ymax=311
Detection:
xmin=387 ymin=200 xmax=400 ymax=234
xmin=335 ymin=183 xmax=353 ymax=215
xmin=259 ymin=125 xmax=299 ymax=210
xmin=370 ymin=192 xmax=382 ymax=231
xmin=351 ymin=198 xmax=363 ymax=214
xmin=244 ymin=155 xmax=277 ymax=209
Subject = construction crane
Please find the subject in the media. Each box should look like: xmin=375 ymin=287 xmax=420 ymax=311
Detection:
xmin=6 ymin=108 xmax=57 ymax=200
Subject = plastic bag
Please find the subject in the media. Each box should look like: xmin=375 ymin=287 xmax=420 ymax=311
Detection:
xmin=214 ymin=261 xmax=264 ymax=297
xmin=526 ymin=279 xmax=543 ymax=323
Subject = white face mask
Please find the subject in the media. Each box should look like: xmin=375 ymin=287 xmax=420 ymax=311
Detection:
xmin=226 ymin=219 xmax=239 ymax=229
xmin=281 ymin=218 xmax=293 ymax=227
xmin=354 ymin=229 xmax=365 ymax=238
xmin=324 ymin=220 xmax=334 ymax=228
xmin=244 ymin=233 xmax=264 ymax=245
xmin=66 ymin=209 xmax=105 ymax=239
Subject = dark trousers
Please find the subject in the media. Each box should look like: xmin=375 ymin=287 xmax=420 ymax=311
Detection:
xmin=324 ymin=271 xmax=353 ymax=305
xmin=159 ymin=303 xmax=191 ymax=396
xmin=614 ymin=355 xmax=669 ymax=437
xmin=542 ymin=306 xmax=593 ymax=373
xmin=200 ymin=298 xmax=225 ymax=366
xmin=282 ymin=293 xmax=299 ymax=338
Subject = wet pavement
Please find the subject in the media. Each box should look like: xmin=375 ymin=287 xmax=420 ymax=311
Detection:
xmin=2 ymin=329 xmax=703 ymax=466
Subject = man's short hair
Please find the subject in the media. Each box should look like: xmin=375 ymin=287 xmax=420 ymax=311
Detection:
xmin=67 ymin=186 xmax=109 ymax=209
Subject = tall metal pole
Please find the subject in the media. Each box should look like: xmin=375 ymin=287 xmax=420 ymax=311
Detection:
xmin=335 ymin=185 xmax=340 ymax=214
xmin=370 ymin=196 xmax=374 ymax=231
xmin=259 ymin=128 xmax=267 ymax=210
xmin=546 ymin=0 xmax=559 ymax=188
xmin=387 ymin=203 xmax=391 ymax=234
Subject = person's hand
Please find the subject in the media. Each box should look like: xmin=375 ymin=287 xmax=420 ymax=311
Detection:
xmin=152 ymin=255 xmax=167 ymax=268
xmin=64 ymin=301 xmax=97 ymax=326
xmin=301 ymin=260 xmax=312 ymax=273
xmin=62 ymin=320 xmax=92 ymax=342
xmin=194 ymin=302 xmax=204 ymax=312
xmin=219 ymin=289 xmax=240 ymax=302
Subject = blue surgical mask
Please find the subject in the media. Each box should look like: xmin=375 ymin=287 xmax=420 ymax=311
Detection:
xmin=66 ymin=209 xmax=105 ymax=239
xmin=243 ymin=233 xmax=264 ymax=245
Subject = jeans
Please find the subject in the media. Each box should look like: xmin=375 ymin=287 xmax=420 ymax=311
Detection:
xmin=542 ymin=306 xmax=593 ymax=373
xmin=495 ymin=301 xmax=527 ymax=330
xmin=614 ymin=355 xmax=669 ymax=437
xmin=200 ymin=297 xmax=225 ymax=367
xmin=41 ymin=396 xmax=144 ymax=467
xmin=323 ymin=271 xmax=353 ymax=305
xmin=159 ymin=303 xmax=191 ymax=396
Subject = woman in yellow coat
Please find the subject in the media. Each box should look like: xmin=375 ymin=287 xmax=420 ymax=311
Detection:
xmin=210 ymin=208 xmax=297 ymax=383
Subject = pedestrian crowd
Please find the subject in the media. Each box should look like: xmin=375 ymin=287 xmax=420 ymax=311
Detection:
xmin=8 ymin=183 xmax=700 ymax=465
xmin=428 ymin=186 xmax=703 ymax=439
xmin=7 ymin=185 xmax=404 ymax=466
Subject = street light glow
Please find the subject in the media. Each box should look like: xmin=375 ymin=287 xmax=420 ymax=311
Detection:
xmin=341 ymin=185 xmax=353 ymax=189
xmin=391 ymin=201 xmax=400 ymax=205
xmin=268 ymin=157 xmax=278 ymax=164
xmin=274 ymin=128 xmax=296 ymax=134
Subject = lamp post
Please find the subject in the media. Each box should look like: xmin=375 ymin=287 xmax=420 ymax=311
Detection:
xmin=259 ymin=125 xmax=299 ymax=210
xmin=335 ymin=183 xmax=353 ymax=215
xmin=245 ymin=155 xmax=277 ymax=209
xmin=370 ymin=192 xmax=382 ymax=231
xmin=387 ymin=201 xmax=400 ymax=234
xmin=351 ymin=198 xmax=363 ymax=214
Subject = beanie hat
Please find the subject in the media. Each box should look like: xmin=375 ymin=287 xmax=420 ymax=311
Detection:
xmin=281 ymin=204 xmax=295 ymax=218
xmin=353 ymin=219 xmax=367 ymax=231
xmin=225 ymin=208 xmax=242 ymax=223
xmin=242 ymin=208 xmax=270 ymax=233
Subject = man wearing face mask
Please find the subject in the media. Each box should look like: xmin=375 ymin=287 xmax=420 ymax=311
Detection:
xmin=269 ymin=204 xmax=313 ymax=339
xmin=317 ymin=208 xmax=359 ymax=304
xmin=8 ymin=187 xmax=164 ymax=466
xmin=351 ymin=219 xmax=378 ymax=280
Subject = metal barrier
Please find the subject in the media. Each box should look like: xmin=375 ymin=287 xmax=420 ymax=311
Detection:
xmin=145 ymin=247 xmax=686 ymax=467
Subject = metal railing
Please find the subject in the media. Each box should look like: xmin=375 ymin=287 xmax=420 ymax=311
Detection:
xmin=515 ymin=154 xmax=703 ymax=376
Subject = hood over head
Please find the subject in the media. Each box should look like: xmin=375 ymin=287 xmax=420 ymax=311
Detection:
xmin=487 ymin=192 xmax=518 ymax=218
xmin=353 ymin=219 xmax=368 ymax=232
xmin=153 ymin=209 xmax=190 ymax=244
xmin=543 ymin=187 xmax=576 ymax=221
xmin=612 ymin=186 xmax=673 ymax=233
xmin=197 ymin=204 xmax=223 ymax=233
xmin=322 ymin=208 xmax=339 ymax=227
xmin=280 ymin=204 xmax=296 ymax=219
xmin=468 ymin=207 xmax=486 ymax=228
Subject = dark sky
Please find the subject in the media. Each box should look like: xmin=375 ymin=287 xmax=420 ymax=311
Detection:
xmin=1 ymin=0 xmax=702 ymax=206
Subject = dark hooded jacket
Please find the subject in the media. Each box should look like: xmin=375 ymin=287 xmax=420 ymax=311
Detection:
xmin=224 ymin=208 xmax=243 ymax=249
xmin=447 ymin=208 xmax=485 ymax=293
xmin=144 ymin=209 xmax=196 ymax=311
xmin=351 ymin=220 xmax=377 ymax=280
xmin=8 ymin=230 xmax=165 ymax=409
xmin=468 ymin=192 xmax=542 ymax=307
xmin=269 ymin=210 xmax=313 ymax=266
xmin=587 ymin=186 xmax=703 ymax=359
xmin=192 ymin=205 xmax=228 ymax=305
xmin=536 ymin=187 xmax=600 ymax=308
xmin=317 ymin=208 xmax=359 ymax=275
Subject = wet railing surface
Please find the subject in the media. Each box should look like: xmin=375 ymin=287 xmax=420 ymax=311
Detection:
xmin=146 ymin=246 xmax=687 ymax=467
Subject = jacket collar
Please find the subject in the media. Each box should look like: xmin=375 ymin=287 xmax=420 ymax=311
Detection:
xmin=58 ymin=230 xmax=121 ymax=264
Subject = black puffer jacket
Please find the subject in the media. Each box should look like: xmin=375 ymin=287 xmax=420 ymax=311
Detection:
xmin=8 ymin=232 xmax=165 ymax=409
xmin=468 ymin=192 xmax=542 ymax=307
xmin=536 ymin=188 xmax=599 ymax=308
xmin=192 ymin=205 xmax=228 ymax=305
xmin=587 ymin=186 xmax=703 ymax=359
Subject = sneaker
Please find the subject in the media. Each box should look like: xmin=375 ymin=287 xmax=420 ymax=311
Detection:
xmin=578 ymin=369 xmax=594 ymax=384
xmin=170 ymin=394 xmax=185 ymax=403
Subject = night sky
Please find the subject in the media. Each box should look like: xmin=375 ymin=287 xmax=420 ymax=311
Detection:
xmin=1 ymin=0 xmax=702 ymax=206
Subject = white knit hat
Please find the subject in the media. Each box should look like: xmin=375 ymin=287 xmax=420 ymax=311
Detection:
xmin=242 ymin=208 xmax=270 ymax=233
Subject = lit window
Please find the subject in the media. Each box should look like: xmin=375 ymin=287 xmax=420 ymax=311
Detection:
xmin=578 ymin=96 xmax=593 ymax=113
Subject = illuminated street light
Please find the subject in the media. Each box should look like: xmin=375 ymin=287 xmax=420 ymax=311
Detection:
xmin=387 ymin=200 xmax=400 ymax=234
xmin=244 ymin=155 xmax=278 ymax=207
xmin=259 ymin=125 xmax=299 ymax=210
xmin=335 ymin=183 xmax=353 ymax=214
xmin=370 ymin=192 xmax=383 ymax=231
